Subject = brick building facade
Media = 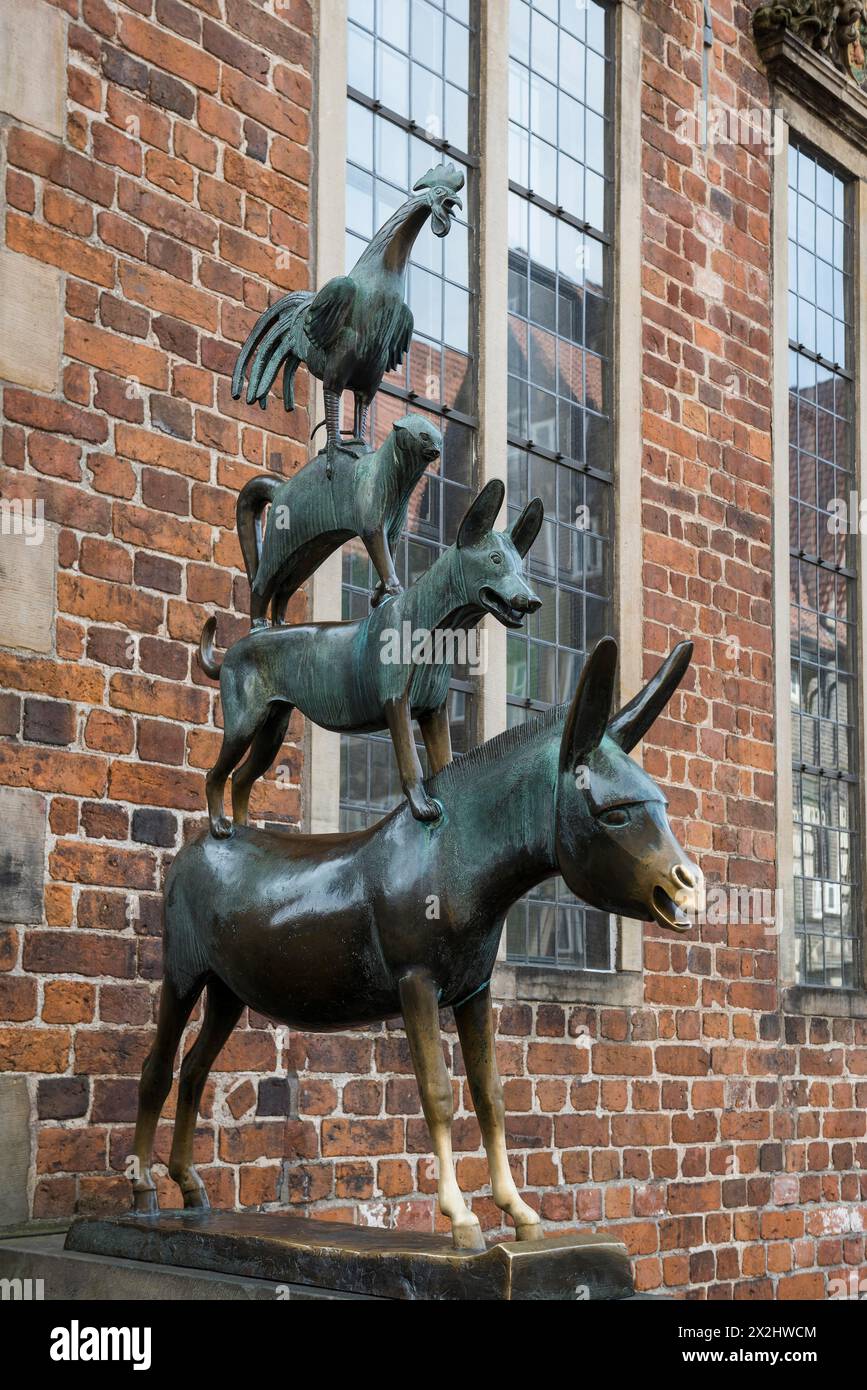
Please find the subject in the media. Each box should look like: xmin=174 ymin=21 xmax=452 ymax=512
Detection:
xmin=1 ymin=0 xmax=866 ymax=1300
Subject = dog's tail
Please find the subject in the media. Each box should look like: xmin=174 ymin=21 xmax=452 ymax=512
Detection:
xmin=198 ymin=616 xmax=222 ymax=679
xmin=236 ymin=474 xmax=281 ymax=593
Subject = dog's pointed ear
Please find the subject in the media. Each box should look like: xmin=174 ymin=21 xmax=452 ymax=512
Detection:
xmin=559 ymin=637 xmax=618 ymax=774
xmin=509 ymin=497 xmax=544 ymax=557
xmin=608 ymin=641 xmax=693 ymax=752
xmin=457 ymin=479 xmax=505 ymax=549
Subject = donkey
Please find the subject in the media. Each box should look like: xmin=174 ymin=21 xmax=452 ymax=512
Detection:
xmin=198 ymin=479 xmax=543 ymax=834
xmin=131 ymin=637 xmax=700 ymax=1250
xmin=236 ymin=415 xmax=443 ymax=627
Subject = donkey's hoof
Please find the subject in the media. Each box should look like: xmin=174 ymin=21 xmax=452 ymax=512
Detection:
xmin=451 ymin=1218 xmax=485 ymax=1253
xmin=515 ymin=1220 xmax=542 ymax=1242
xmin=182 ymin=1189 xmax=210 ymax=1212
xmin=209 ymin=815 xmax=234 ymax=839
xmin=174 ymin=1169 xmax=210 ymax=1211
xmin=132 ymin=1187 xmax=159 ymax=1216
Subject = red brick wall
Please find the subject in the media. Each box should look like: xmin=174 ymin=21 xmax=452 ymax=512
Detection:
xmin=2 ymin=0 xmax=866 ymax=1300
xmin=0 ymin=0 xmax=312 ymax=1213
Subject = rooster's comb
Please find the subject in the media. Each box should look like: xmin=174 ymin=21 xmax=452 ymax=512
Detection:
xmin=412 ymin=162 xmax=465 ymax=195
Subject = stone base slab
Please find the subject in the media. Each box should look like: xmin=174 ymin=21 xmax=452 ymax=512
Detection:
xmin=63 ymin=1209 xmax=635 ymax=1301
xmin=0 ymin=1231 xmax=361 ymax=1301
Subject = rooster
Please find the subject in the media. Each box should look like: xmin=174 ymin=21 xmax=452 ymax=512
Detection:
xmin=231 ymin=162 xmax=465 ymax=475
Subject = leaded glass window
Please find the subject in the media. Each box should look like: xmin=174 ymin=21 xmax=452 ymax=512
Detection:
xmin=505 ymin=0 xmax=615 ymax=970
xmin=788 ymin=143 xmax=861 ymax=989
xmin=341 ymin=0 xmax=479 ymax=829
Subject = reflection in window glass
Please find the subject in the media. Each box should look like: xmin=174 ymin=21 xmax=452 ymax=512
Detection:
xmin=506 ymin=0 xmax=614 ymax=971
xmin=348 ymin=0 xmax=473 ymax=149
xmin=788 ymin=146 xmax=860 ymax=990
xmin=341 ymin=1 xmax=478 ymax=829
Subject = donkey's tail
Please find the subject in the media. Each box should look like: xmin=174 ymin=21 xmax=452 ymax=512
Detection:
xmin=236 ymin=474 xmax=281 ymax=592
xmin=198 ymin=616 xmax=222 ymax=679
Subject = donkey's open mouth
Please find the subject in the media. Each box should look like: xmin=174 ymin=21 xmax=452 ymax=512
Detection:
xmin=651 ymin=885 xmax=693 ymax=933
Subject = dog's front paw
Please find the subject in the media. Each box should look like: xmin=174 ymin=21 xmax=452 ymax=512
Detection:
xmin=407 ymin=789 xmax=443 ymax=823
xmin=370 ymin=580 xmax=401 ymax=609
xmin=209 ymin=815 xmax=234 ymax=839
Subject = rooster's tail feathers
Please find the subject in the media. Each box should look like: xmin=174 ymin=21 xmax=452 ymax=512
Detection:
xmin=231 ymin=290 xmax=311 ymax=405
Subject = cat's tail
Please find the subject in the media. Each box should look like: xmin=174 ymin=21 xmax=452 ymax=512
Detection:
xmin=236 ymin=474 xmax=281 ymax=593
xmin=198 ymin=616 xmax=222 ymax=679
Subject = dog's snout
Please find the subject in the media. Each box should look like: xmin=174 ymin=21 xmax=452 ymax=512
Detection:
xmin=514 ymin=593 xmax=541 ymax=614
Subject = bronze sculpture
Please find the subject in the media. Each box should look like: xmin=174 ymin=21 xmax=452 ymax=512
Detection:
xmin=199 ymin=479 xmax=543 ymax=834
xmin=236 ymin=415 xmax=443 ymax=626
xmin=130 ymin=638 xmax=700 ymax=1250
xmin=231 ymin=162 xmax=465 ymax=473
xmin=93 ymin=118 xmax=705 ymax=1283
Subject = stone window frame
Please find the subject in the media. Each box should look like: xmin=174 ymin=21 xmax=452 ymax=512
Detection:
xmin=306 ymin=0 xmax=645 ymax=1008
xmin=769 ymin=86 xmax=867 ymax=1019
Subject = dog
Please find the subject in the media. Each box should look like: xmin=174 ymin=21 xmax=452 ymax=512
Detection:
xmin=236 ymin=415 xmax=442 ymax=626
xmin=199 ymin=479 xmax=543 ymax=835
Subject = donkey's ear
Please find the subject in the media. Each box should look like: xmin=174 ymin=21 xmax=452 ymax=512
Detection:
xmin=559 ymin=637 xmax=618 ymax=773
xmin=457 ymin=479 xmax=505 ymax=548
xmin=608 ymin=641 xmax=693 ymax=753
xmin=508 ymin=497 xmax=544 ymax=557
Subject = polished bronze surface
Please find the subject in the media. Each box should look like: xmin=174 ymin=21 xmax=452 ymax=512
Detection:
xmin=66 ymin=1210 xmax=634 ymax=1301
xmin=130 ymin=638 xmax=699 ymax=1249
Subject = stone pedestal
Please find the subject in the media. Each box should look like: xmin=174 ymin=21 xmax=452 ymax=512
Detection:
xmin=62 ymin=1210 xmax=636 ymax=1301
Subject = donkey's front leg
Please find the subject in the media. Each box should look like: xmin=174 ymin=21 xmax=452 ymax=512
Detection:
xmin=454 ymin=984 xmax=542 ymax=1241
xmin=399 ymin=971 xmax=484 ymax=1251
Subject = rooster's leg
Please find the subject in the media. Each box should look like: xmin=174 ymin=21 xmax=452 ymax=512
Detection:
xmin=324 ymin=389 xmax=341 ymax=479
xmin=353 ymin=395 xmax=370 ymax=447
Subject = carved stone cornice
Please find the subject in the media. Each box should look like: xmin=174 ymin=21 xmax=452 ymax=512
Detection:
xmin=753 ymin=11 xmax=867 ymax=151
xmin=754 ymin=2 xmax=867 ymax=83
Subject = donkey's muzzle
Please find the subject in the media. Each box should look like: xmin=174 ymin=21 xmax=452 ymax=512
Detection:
xmin=650 ymin=863 xmax=701 ymax=933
